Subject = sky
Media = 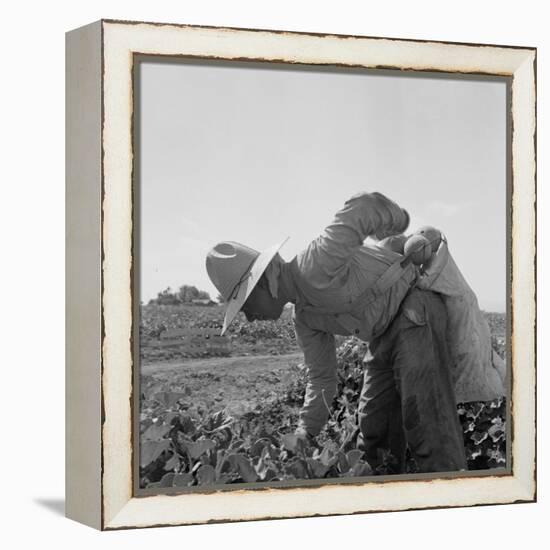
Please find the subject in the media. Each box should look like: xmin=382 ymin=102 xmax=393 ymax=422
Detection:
xmin=138 ymin=59 xmax=507 ymax=312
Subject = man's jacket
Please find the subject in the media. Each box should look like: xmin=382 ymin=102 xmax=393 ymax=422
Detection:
xmin=288 ymin=192 xmax=415 ymax=436
xmin=417 ymin=242 xmax=506 ymax=403
xmin=287 ymin=192 xmax=505 ymax=437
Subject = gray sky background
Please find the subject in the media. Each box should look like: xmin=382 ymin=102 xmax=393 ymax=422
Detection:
xmin=138 ymin=60 xmax=507 ymax=312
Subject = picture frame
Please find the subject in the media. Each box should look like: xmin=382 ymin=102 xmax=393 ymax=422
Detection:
xmin=65 ymin=19 xmax=536 ymax=530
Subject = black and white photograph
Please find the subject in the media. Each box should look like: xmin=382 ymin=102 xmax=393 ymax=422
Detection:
xmin=136 ymin=58 xmax=509 ymax=491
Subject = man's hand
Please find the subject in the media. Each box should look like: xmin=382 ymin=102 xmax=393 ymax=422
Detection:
xmin=294 ymin=427 xmax=311 ymax=441
xmin=294 ymin=427 xmax=319 ymax=448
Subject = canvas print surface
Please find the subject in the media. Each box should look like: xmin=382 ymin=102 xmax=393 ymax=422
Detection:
xmin=135 ymin=59 xmax=508 ymax=491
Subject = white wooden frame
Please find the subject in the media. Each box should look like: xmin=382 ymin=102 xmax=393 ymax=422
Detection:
xmin=66 ymin=19 xmax=536 ymax=530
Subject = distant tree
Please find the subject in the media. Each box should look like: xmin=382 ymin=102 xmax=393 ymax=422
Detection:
xmin=155 ymin=287 xmax=181 ymax=305
xmin=177 ymin=285 xmax=199 ymax=303
xmin=148 ymin=285 xmax=212 ymax=305
xmin=177 ymin=285 xmax=211 ymax=303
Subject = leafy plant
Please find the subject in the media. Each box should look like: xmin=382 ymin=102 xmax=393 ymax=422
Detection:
xmin=140 ymin=326 xmax=507 ymax=488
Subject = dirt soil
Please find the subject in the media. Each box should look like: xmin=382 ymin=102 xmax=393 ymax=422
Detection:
xmin=141 ymin=352 xmax=304 ymax=417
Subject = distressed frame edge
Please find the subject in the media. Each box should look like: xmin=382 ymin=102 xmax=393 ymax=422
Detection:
xmin=98 ymin=20 xmax=536 ymax=530
xmin=103 ymin=17 xmax=538 ymax=52
xmin=509 ymin=49 xmax=537 ymax=504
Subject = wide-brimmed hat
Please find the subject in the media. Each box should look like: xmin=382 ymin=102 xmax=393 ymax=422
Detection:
xmin=206 ymin=238 xmax=288 ymax=335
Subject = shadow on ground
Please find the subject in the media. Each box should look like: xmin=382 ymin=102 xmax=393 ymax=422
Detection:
xmin=34 ymin=498 xmax=65 ymax=516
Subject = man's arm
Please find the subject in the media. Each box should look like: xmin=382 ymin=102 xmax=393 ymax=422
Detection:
xmin=292 ymin=192 xmax=409 ymax=436
xmin=294 ymin=313 xmax=338 ymax=437
xmin=298 ymin=192 xmax=409 ymax=288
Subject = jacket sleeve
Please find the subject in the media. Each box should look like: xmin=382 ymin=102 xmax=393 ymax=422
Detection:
xmin=294 ymin=312 xmax=338 ymax=437
xmin=298 ymin=192 xmax=409 ymax=288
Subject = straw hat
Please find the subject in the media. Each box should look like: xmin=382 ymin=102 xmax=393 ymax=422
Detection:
xmin=206 ymin=238 xmax=288 ymax=335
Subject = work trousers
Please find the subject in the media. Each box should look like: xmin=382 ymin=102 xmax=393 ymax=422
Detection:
xmin=357 ymin=288 xmax=467 ymax=473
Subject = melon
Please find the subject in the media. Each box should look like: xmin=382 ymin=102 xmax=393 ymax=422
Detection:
xmin=416 ymin=225 xmax=442 ymax=253
xmin=404 ymin=234 xmax=432 ymax=265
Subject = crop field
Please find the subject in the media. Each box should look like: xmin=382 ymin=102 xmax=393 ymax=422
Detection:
xmin=140 ymin=303 xmax=299 ymax=362
xmin=139 ymin=304 xmax=507 ymax=489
